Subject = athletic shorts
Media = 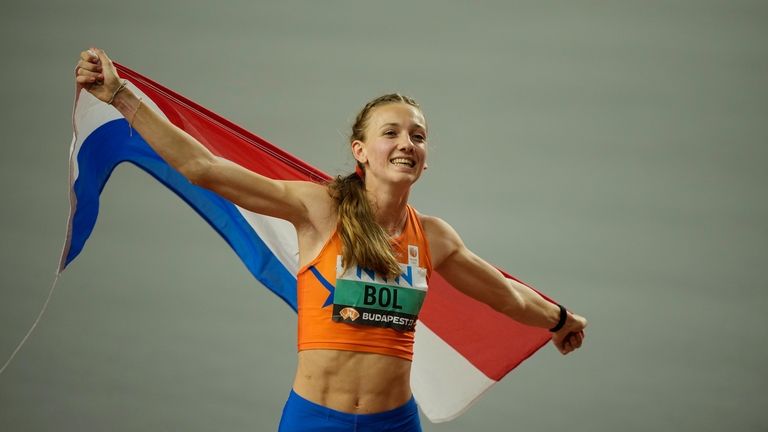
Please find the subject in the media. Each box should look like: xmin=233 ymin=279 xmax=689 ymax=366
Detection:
xmin=278 ymin=389 xmax=422 ymax=432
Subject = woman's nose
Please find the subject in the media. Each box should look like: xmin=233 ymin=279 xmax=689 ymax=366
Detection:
xmin=398 ymin=136 xmax=416 ymax=151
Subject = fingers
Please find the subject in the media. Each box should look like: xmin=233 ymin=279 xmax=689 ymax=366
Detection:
xmin=77 ymin=47 xmax=118 ymax=88
xmin=80 ymin=49 xmax=98 ymax=62
xmin=75 ymin=61 xmax=103 ymax=84
xmin=92 ymin=47 xmax=113 ymax=69
xmin=564 ymin=337 xmax=574 ymax=354
xmin=553 ymin=333 xmax=570 ymax=355
xmin=572 ymin=331 xmax=584 ymax=349
xmin=76 ymin=49 xmax=103 ymax=85
xmin=554 ymin=330 xmax=586 ymax=355
xmin=76 ymin=74 xmax=102 ymax=85
xmin=77 ymin=57 xmax=101 ymax=73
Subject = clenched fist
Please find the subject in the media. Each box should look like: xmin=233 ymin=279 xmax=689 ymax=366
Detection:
xmin=75 ymin=47 xmax=122 ymax=103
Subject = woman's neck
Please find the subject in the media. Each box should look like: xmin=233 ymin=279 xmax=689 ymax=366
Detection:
xmin=365 ymin=181 xmax=411 ymax=236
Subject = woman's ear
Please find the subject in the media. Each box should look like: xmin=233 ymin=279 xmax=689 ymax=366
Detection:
xmin=351 ymin=140 xmax=367 ymax=164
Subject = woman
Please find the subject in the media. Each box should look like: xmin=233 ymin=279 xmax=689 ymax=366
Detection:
xmin=75 ymin=47 xmax=587 ymax=432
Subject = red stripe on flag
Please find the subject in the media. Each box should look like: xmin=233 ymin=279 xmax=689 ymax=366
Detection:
xmin=116 ymin=63 xmax=329 ymax=184
xmin=419 ymin=274 xmax=552 ymax=381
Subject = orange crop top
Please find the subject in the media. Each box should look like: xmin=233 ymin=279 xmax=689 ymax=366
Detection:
xmin=296 ymin=205 xmax=433 ymax=361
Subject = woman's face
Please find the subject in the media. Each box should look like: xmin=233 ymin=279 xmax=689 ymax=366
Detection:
xmin=352 ymin=102 xmax=428 ymax=186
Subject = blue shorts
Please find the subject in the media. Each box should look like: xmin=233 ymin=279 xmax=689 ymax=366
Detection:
xmin=278 ymin=389 xmax=422 ymax=432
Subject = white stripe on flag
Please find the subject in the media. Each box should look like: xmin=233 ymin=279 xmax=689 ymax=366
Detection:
xmin=235 ymin=208 xmax=300 ymax=276
xmin=71 ymin=86 xmax=165 ymax=179
xmin=412 ymin=322 xmax=496 ymax=422
xmin=62 ymin=85 xmax=166 ymax=272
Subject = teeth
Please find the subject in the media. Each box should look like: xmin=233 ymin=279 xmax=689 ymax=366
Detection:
xmin=390 ymin=158 xmax=415 ymax=167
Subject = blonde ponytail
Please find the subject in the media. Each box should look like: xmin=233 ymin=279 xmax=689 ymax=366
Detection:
xmin=328 ymin=171 xmax=401 ymax=278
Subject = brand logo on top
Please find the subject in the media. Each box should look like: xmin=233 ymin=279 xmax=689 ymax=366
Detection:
xmin=353 ymin=264 xmax=415 ymax=288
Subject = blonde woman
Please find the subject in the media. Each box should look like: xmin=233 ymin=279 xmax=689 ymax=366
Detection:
xmin=76 ymin=47 xmax=587 ymax=432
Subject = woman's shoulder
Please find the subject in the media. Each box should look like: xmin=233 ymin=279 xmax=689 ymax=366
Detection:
xmin=286 ymin=180 xmax=336 ymax=229
xmin=285 ymin=180 xmax=334 ymax=207
xmin=412 ymin=209 xmax=452 ymax=236
xmin=413 ymin=210 xmax=463 ymax=270
xmin=412 ymin=209 xmax=437 ymax=228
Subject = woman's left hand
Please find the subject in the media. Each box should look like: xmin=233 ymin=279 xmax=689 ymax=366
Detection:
xmin=551 ymin=312 xmax=587 ymax=355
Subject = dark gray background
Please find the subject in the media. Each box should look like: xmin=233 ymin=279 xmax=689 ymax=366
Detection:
xmin=1 ymin=1 xmax=766 ymax=431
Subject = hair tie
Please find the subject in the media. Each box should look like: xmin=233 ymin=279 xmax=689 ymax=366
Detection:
xmin=354 ymin=164 xmax=365 ymax=179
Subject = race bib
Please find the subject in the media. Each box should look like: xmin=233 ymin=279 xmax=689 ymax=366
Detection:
xmin=332 ymin=255 xmax=428 ymax=331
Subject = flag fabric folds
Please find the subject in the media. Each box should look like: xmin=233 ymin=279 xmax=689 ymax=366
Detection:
xmin=61 ymin=62 xmax=553 ymax=422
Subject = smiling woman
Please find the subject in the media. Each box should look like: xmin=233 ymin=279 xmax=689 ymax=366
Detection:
xmin=330 ymin=94 xmax=428 ymax=281
xmin=74 ymin=47 xmax=588 ymax=432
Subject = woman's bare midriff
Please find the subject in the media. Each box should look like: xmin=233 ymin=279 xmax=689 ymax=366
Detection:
xmin=292 ymin=349 xmax=413 ymax=414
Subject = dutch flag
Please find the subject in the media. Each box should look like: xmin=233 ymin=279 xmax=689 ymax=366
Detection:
xmin=61 ymin=62 xmax=554 ymax=423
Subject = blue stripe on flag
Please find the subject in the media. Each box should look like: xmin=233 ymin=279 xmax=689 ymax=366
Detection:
xmin=67 ymin=119 xmax=298 ymax=310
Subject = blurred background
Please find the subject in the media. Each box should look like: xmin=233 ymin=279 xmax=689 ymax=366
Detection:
xmin=1 ymin=1 xmax=766 ymax=430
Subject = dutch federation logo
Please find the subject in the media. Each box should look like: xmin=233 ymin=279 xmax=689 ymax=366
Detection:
xmin=339 ymin=307 xmax=360 ymax=321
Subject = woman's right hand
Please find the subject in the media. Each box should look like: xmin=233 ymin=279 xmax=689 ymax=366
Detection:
xmin=75 ymin=47 xmax=122 ymax=103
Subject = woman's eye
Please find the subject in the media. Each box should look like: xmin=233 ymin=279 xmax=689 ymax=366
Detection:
xmin=412 ymin=134 xmax=426 ymax=142
xmin=384 ymin=130 xmax=396 ymax=136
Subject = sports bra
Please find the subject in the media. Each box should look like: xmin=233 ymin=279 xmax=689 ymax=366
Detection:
xmin=296 ymin=205 xmax=433 ymax=361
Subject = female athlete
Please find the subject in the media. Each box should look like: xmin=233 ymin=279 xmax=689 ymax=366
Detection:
xmin=75 ymin=47 xmax=587 ymax=432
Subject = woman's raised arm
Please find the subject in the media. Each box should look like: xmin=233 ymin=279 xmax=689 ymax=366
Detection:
xmin=75 ymin=48 xmax=325 ymax=225
xmin=421 ymin=214 xmax=588 ymax=355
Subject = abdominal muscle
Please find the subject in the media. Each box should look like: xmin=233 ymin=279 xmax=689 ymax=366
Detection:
xmin=292 ymin=349 xmax=413 ymax=414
